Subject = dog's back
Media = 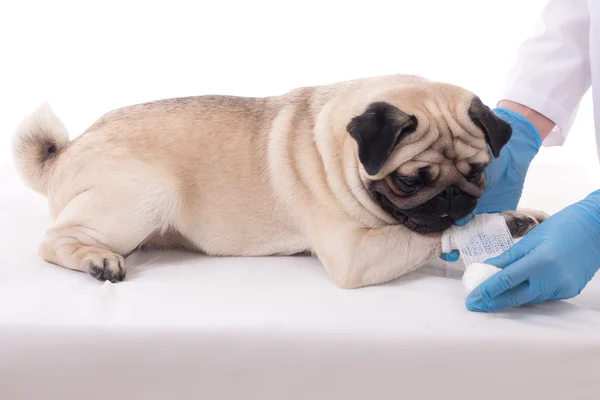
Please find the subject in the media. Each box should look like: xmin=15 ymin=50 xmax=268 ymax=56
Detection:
xmin=12 ymin=92 xmax=318 ymax=281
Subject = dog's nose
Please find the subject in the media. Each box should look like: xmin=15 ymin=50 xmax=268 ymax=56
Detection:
xmin=436 ymin=185 xmax=475 ymax=219
xmin=436 ymin=186 xmax=460 ymax=213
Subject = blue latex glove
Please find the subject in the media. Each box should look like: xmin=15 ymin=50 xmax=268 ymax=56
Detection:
xmin=440 ymin=108 xmax=542 ymax=262
xmin=466 ymin=190 xmax=600 ymax=312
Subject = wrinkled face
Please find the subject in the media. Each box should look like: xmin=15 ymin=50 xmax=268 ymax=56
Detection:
xmin=347 ymin=89 xmax=512 ymax=233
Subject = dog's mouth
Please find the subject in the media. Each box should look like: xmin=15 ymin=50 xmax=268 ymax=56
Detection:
xmin=369 ymin=181 xmax=454 ymax=234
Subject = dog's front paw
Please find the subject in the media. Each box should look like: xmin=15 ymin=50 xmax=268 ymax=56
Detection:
xmin=501 ymin=208 xmax=549 ymax=239
xmin=85 ymin=252 xmax=126 ymax=283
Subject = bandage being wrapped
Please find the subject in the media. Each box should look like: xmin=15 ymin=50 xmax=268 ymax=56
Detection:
xmin=441 ymin=214 xmax=514 ymax=295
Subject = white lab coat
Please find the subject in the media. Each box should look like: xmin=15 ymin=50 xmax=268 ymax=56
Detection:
xmin=502 ymin=0 xmax=600 ymax=152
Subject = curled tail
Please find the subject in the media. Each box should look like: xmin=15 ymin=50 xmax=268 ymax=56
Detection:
xmin=12 ymin=103 xmax=70 ymax=196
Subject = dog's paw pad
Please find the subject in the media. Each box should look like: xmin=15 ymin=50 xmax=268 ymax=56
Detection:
xmin=87 ymin=254 xmax=126 ymax=283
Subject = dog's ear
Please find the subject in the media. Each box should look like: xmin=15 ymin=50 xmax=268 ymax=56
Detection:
xmin=468 ymin=97 xmax=512 ymax=158
xmin=346 ymin=101 xmax=417 ymax=176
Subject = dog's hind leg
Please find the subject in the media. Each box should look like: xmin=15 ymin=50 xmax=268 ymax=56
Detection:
xmin=40 ymin=227 xmax=127 ymax=282
xmin=38 ymin=185 xmax=176 ymax=282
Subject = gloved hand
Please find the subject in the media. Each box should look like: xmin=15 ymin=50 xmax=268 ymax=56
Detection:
xmin=466 ymin=190 xmax=600 ymax=312
xmin=440 ymin=107 xmax=542 ymax=262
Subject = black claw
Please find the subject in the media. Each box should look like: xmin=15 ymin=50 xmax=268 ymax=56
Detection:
xmin=87 ymin=258 xmax=126 ymax=283
xmin=88 ymin=263 xmax=104 ymax=280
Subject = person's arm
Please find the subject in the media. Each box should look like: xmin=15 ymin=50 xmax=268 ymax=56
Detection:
xmin=500 ymin=0 xmax=592 ymax=145
xmin=442 ymin=0 xmax=592 ymax=263
xmin=497 ymin=100 xmax=555 ymax=140
xmin=462 ymin=0 xmax=599 ymax=311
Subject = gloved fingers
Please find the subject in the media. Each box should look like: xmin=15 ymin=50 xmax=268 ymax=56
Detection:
xmin=524 ymin=293 xmax=550 ymax=306
xmin=467 ymin=246 xmax=546 ymax=311
xmin=439 ymin=250 xmax=460 ymax=262
xmin=466 ymin=280 xmax=540 ymax=312
xmin=465 ymin=267 xmax=528 ymax=309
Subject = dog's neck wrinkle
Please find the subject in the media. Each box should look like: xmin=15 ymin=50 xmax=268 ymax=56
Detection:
xmin=340 ymin=142 xmax=397 ymax=227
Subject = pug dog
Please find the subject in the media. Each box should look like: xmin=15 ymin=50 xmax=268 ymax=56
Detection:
xmin=12 ymin=74 xmax=547 ymax=288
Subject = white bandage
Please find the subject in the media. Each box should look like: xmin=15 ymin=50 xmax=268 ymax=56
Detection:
xmin=442 ymin=214 xmax=514 ymax=266
xmin=441 ymin=214 xmax=513 ymax=294
xmin=461 ymin=262 xmax=502 ymax=294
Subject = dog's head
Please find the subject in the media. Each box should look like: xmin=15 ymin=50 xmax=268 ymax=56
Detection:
xmin=347 ymin=84 xmax=511 ymax=233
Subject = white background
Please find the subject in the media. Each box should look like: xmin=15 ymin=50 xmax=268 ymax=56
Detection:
xmin=2 ymin=5 xmax=600 ymax=398
xmin=1 ymin=0 xmax=598 ymax=189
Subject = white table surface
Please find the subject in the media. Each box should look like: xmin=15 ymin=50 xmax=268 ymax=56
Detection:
xmin=1 ymin=161 xmax=599 ymax=400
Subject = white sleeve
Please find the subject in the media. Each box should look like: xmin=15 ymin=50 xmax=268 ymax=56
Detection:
xmin=501 ymin=0 xmax=591 ymax=146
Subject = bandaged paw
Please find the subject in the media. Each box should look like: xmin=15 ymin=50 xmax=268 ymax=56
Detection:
xmin=461 ymin=262 xmax=501 ymax=294
xmin=441 ymin=214 xmax=514 ymax=266
xmin=441 ymin=214 xmax=513 ymax=295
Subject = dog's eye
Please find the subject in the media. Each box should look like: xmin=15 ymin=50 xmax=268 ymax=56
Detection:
xmin=467 ymin=164 xmax=485 ymax=184
xmin=392 ymin=174 xmax=421 ymax=194
xmin=467 ymin=170 xmax=483 ymax=184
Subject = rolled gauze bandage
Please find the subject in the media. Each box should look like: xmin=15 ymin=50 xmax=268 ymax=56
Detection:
xmin=441 ymin=214 xmax=513 ymax=294
xmin=462 ymin=262 xmax=501 ymax=294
